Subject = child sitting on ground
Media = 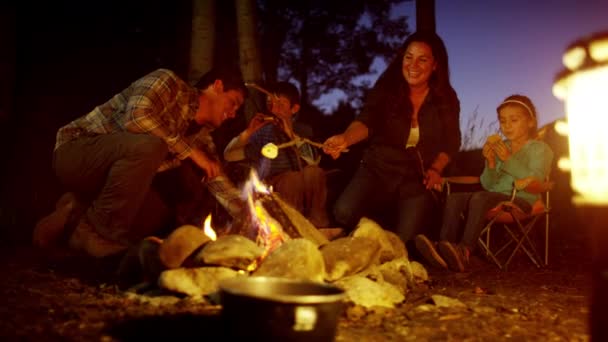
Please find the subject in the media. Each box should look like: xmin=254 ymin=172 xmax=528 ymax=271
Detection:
xmin=415 ymin=94 xmax=553 ymax=272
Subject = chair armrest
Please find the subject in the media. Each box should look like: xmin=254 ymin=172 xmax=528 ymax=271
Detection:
xmin=514 ymin=177 xmax=554 ymax=193
xmin=441 ymin=176 xmax=481 ymax=195
xmin=442 ymin=176 xmax=481 ymax=185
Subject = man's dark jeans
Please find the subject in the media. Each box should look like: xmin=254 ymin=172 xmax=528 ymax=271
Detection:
xmin=53 ymin=132 xmax=169 ymax=243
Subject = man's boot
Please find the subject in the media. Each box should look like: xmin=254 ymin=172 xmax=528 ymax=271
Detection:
xmin=32 ymin=192 xmax=83 ymax=248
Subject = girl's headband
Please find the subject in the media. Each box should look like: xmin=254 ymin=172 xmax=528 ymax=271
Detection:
xmin=499 ymin=99 xmax=536 ymax=119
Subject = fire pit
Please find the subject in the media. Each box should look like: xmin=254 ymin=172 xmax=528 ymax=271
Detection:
xmin=219 ymin=276 xmax=345 ymax=341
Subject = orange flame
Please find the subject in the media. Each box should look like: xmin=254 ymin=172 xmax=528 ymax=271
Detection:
xmin=203 ymin=214 xmax=217 ymax=241
xmin=242 ymin=170 xmax=289 ymax=270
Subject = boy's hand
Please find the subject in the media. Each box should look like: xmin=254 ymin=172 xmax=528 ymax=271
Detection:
xmin=246 ymin=113 xmax=273 ymax=136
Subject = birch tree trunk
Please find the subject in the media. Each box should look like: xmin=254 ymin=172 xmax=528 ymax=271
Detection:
xmin=189 ymin=0 xmax=216 ymax=84
xmin=235 ymin=0 xmax=263 ymax=120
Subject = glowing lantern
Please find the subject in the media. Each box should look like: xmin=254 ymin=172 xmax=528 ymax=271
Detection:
xmin=553 ymin=31 xmax=608 ymax=205
xmin=553 ymin=31 xmax=608 ymax=341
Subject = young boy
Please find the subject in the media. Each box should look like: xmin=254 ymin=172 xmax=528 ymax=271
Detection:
xmin=224 ymin=81 xmax=330 ymax=228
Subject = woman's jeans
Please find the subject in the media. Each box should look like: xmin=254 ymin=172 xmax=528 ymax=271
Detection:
xmin=333 ymin=161 xmax=436 ymax=243
xmin=53 ymin=133 xmax=168 ymax=243
xmin=439 ymin=191 xmax=532 ymax=248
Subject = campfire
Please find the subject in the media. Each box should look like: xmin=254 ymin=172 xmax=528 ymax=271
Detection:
xmin=126 ymin=170 xmax=430 ymax=310
xmin=242 ymin=170 xmax=289 ymax=256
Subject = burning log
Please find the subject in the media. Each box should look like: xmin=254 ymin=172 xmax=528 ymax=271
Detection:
xmin=241 ymin=170 xmax=329 ymax=254
xmin=255 ymin=191 xmax=301 ymax=240
xmin=263 ymin=192 xmax=329 ymax=246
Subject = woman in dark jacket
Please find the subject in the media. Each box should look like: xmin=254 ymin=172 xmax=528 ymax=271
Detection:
xmin=323 ymin=31 xmax=461 ymax=243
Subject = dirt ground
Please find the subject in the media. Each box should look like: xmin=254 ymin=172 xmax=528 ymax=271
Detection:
xmin=0 ymin=234 xmax=593 ymax=342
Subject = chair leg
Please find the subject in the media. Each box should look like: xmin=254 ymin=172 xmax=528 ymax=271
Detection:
xmin=477 ymin=219 xmax=505 ymax=269
xmin=545 ymin=209 xmax=550 ymax=266
xmin=478 ymin=237 xmax=504 ymax=270
xmin=495 ymin=225 xmax=516 ymax=257
xmin=477 ymin=211 xmax=550 ymax=270
xmin=503 ymin=217 xmax=543 ymax=269
xmin=499 ymin=225 xmax=535 ymax=269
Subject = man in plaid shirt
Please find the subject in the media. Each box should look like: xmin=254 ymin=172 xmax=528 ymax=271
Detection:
xmin=33 ymin=67 xmax=247 ymax=258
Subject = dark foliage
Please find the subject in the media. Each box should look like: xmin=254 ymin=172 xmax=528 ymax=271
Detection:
xmin=257 ymin=0 xmax=411 ymax=108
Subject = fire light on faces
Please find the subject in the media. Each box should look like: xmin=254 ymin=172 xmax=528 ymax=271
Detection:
xmin=203 ymin=214 xmax=217 ymax=241
xmin=553 ymin=31 xmax=608 ymax=205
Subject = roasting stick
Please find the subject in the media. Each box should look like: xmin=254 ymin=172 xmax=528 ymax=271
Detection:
xmin=261 ymin=137 xmax=349 ymax=159
xmin=244 ymin=82 xmax=278 ymax=99
xmin=244 ymin=83 xmax=349 ymax=157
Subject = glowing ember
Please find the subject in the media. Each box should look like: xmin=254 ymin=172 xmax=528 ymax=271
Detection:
xmin=203 ymin=214 xmax=217 ymax=241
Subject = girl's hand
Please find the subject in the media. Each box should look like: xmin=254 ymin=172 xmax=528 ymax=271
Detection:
xmin=482 ymin=141 xmax=496 ymax=167
xmin=492 ymin=140 xmax=511 ymax=161
xmin=323 ymin=134 xmax=348 ymax=159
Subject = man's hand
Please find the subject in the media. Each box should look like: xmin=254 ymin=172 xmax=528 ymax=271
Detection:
xmin=190 ymin=148 xmax=221 ymax=180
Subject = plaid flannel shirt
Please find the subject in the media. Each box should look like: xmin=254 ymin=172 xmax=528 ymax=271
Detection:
xmin=55 ymin=68 xmax=204 ymax=172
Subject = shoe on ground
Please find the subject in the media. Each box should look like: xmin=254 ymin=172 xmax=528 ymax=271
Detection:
xmin=68 ymin=219 xmax=128 ymax=258
xmin=414 ymin=234 xmax=448 ymax=269
xmin=438 ymin=241 xmax=470 ymax=272
xmin=33 ymin=192 xmax=82 ymax=248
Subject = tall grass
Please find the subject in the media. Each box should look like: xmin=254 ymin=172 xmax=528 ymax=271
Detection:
xmin=460 ymin=106 xmax=498 ymax=151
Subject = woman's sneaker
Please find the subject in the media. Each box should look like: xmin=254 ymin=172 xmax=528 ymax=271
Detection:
xmin=438 ymin=241 xmax=470 ymax=272
xmin=414 ymin=234 xmax=448 ymax=269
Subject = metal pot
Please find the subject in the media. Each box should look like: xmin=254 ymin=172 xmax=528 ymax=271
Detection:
xmin=219 ymin=276 xmax=345 ymax=341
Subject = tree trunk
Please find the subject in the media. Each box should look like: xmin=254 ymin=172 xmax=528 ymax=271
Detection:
xmin=189 ymin=0 xmax=216 ymax=84
xmin=235 ymin=0 xmax=263 ymax=83
xmin=0 ymin=2 xmax=16 ymax=123
xmin=235 ymin=0 xmax=263 ymax=120
xmin=416 ymin=0 xmax=436 ymax=33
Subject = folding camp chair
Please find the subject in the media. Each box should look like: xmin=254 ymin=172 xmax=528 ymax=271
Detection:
xmin=442 ymin=176 xmax=553 ymax=270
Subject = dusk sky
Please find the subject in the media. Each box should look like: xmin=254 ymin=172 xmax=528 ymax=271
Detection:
xmin=427 ymin=0 xmax=608 ymax=145
xmin=317 ymin=0 xmax=608 ymax=147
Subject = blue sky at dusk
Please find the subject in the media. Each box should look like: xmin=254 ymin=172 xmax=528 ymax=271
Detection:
xmin=316 ymin=0 xmax=608 ymax=147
